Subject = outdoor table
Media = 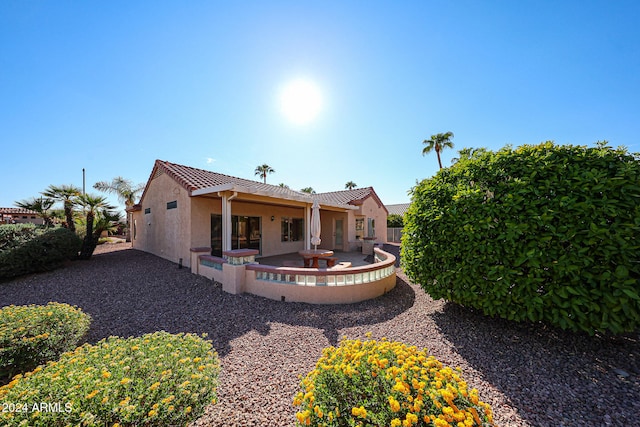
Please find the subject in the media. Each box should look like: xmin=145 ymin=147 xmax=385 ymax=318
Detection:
xmin=298 ymin=249 xmax=334 ymax=268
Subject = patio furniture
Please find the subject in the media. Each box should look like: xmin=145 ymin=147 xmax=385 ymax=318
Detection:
xmin=298 ymin=249 xmax=334 ymax=268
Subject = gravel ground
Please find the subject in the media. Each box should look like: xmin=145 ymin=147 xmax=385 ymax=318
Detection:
xmin=1 ymin=243 xmax=638 ymax=426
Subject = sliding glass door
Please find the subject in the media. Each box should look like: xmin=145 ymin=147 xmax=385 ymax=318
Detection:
xmin=211 ymin=214 xmax=261 ymax=256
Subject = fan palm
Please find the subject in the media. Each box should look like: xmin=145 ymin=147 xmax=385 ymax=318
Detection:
xmin=422 ymin=131 xmax=455 ymax=170
xmin=93 ymin=177 xmax=144 ymax=241
xmin=345 ymin=181 xmax=357 ymax=190
xmin=42 ymin=184 xmax=81 ymax=232
xmin=254 ymin=164 xmax=275 ymax=184
xmin=15 ymin=197 xmax=55 ymax=227
xmin=77 ymin=194 xmax=116 ymax=259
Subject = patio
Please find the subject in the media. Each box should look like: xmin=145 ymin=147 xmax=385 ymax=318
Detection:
xmin=256 ymin=251 xmax=373 ymax=269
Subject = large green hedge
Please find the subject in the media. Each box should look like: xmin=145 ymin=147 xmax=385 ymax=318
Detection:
xmin=402 ymin=142 xmax=640 ymax=334
xmin=0 ymin=227 xmax=81 ymax=280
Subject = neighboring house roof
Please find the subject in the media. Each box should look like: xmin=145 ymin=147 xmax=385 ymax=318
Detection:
xmin=314 ymin=188 xmax=389 ymax=214
xmin=135 ymin=160 xmax=364 ymax=211
xmin=0 ymin=207 xmax=40 ymax=216
xmin=385 ymin=203 xmax=411 ymax=217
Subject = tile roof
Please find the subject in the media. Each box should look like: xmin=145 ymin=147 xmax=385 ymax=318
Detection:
xmin=138 ymin=160 xmax=387 ymax=213
xmin=0 ymin=207 xmax=40 ymax=215
xmin=315 ymin=187 xmax=388 ymax=214
xmin=139 ymin=160 xmax=313 ymax=203
xmin=385 ymin=203 xmax=411 ymax=216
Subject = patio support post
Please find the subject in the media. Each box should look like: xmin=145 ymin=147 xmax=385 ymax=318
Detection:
xmin=221 ymin=192 xmax=237 ymax=253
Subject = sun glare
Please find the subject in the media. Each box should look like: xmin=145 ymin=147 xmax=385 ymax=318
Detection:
xmin=279 ymin=78 xmax=323 ymax=125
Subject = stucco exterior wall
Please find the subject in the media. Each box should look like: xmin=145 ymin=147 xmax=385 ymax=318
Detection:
xmin=230 ymin=200 xmax=307 ymax=256
xmin=131 ymin=172 xmax=192 ymax=267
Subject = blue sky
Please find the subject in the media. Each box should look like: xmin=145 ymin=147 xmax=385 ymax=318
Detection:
xmin=2 ymin=0 xmax=639 ymax=212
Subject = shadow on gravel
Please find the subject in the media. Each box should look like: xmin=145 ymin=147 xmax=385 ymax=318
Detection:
xmin=0 ymin=248 xmax=415 ymax=357
xmin=432 ymin=302 xmax=640 ymax=426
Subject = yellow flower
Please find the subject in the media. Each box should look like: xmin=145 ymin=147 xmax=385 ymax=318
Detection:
xmin=150 ymin=382 xmax=160 ymax=391
xmin=86 ymin=390 xmax=99 ymax=399
xmin=391 ymin=419 xmax=402 ymax=427
xmin=351 ymin=405 xmax=367 ymax=418
xmin=148 ymin=409 xmax=157 ymax=417
xmin=184 ymin=406 xmax=192 ymax=414
xmin=101 ymin=371 xmax=111 ymax=379
xmin=388 ymin=396 xmax=401 ymax=412
xmin=120 ymin=377 xmax=132 ymax=385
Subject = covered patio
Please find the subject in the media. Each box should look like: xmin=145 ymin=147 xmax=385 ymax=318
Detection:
xmin=256 ymin=251 xmax=373 ymax=269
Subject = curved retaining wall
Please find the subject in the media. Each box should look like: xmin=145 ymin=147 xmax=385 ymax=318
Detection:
xmin=190 ymin=247 xmax=397 ymax=304
xmin=244 ymin=248 xmax=396 ymax=304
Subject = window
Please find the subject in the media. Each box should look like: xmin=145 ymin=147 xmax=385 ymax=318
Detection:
xmin=281 ymin=217 xmax=304 ymax=241
xmin=144 ymin=208 xmax=151 ymax=214
xmin=167 ymin=201 xmax=177 ymax=210
xmin=355 ymin=217 xmax=365 ymax=239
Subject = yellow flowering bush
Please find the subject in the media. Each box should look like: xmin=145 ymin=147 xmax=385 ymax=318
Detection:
xmin=0 ymin=331 xmax=219 ymax=427
xmin=0 ymin=302 xmax=91 ymax=382
xmin=294 ymin=336 xmax=494 ymax=427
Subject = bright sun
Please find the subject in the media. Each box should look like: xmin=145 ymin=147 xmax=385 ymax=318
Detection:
xmin=278 ymin=78 xmax=323 ymax=125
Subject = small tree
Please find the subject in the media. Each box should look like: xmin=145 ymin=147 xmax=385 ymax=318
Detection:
xmin=345 ymin=181 xmax=357 ymax=190
xmin=422 ymin=131 xmax=455 ymax=169
xmin=254 ymin=164 xmax=275 ymax=184
xmin=77 ymin=194 xmax=116 ymax=260
xmin=300 ymin=187 xmax=316 ymax=194
xmin=93 ymin=177 xmax=144 ymax=242
xmin=42 ymin=184 xmax=81 ymax=232
xmin=15 ymin=197 xmax=55 ymax=227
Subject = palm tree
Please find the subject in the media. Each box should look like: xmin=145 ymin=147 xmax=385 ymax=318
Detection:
xmin=345 ymin=181 xmax=357 ymax=190
xmin=93 ymin=177 xmax=144 ymax=242
xmin=93 ymin=177 xmax=144 ymax=208
xmin=15 ymin=197 xmax=55 ymax=226
xmin=42 ymin=184 xmax=81 ymax=232
xmin=77 ymin=194 xmax=115 ymax=260
xmin=422 ymin=131 xmax=455 ymax=170
xmin=278 ymin=183 xmax=290 ymax=189
xmin=300 ymin=187 xmax=316 ymax=194
xmin=254 ymin=164 xmax=275 ymax=184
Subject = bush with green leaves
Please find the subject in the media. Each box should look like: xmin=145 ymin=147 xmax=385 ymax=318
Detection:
xmin=293 ymin=336 xmax=493 ymax=426
xmin=0 ymin=227 xmax=81 ymax=280
xmin=0 ymin=331 xmax=220 ymax=427
xmin=0 ymin=303 xmax=91 ymax=382
xmin=402 ymin=141 xmax=640 ymax=334
xmin=0 ymin=223 xmax=40 ymax=253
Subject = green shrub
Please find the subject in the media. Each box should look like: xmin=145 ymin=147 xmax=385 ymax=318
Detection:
xmin=402 ymin=141 xmax=640 ymax=334
xmin=0 ymin=331 xmax=220 ymax=427
xmin=0 ymin=223 xmax=40 ymax=253
xmin=0 ymin=227 xmax=81 ymax=280
xmin=0 ymin=303 xmax=91 ymax=382
xmin=293 ymin=336 xmax=493 ymax=426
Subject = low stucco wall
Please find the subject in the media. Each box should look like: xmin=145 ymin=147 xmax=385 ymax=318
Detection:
xmin=243 ymin=248 xmax=396 ymax=304
xmin=191 ymin=247 xmax=397 ymax=304
xmin=243 ymin=269 xmax=396 ymax=304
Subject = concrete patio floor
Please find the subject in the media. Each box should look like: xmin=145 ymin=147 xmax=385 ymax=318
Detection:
xmin=256 ymin=251 xmax=373 ymax=268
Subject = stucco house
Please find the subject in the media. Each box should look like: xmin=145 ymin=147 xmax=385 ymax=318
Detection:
xmin=129 ymin=160 xmax=389 ymax=269
xmin=0 ymin=208 xmax=45 ymax=225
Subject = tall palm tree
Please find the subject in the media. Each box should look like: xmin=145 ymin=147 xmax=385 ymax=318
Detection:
xmin=254 ymin=164 xmax=275 ymax=184
xmin=422 ymin=131 xmax=455 ymax=170
xmin=345 ymin=181 xmax=357 ymax=190
xmin=77 ymin=194 xmax=115 ymax=260
xmin=93 ymin=177 xmax=144 ymax=208
xmin=15 ymin=197 xmax=55 ymax=227
xmin=93 ymin=177 xmax=144 ymax=242
xmin=42 ymin=184 xmax=81 ymax=232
